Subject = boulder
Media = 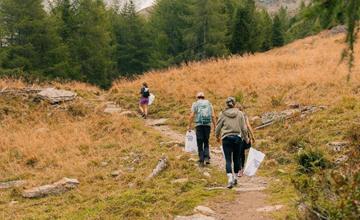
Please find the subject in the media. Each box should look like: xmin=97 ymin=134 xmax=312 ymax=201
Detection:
xmin=22 ymin=177 xmax=79 ymax=198
xmin=37 ymin=88 xmax=76 ymax=104
xmin=146 ymin=118 xmax=168 ymax=126
xmin=0 ymin=180 xmax=27 ymax=189
xmin=111 ymin=170 xmax=123 ymax=177
xmin=194 ymin=206 xmax=216 ymax=216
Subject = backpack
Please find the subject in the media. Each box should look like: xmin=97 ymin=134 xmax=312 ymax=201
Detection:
xmin=196 ymin=101 xmax=212 ymax=125
xmin=142 ymin=88 xmax=150 ymax=98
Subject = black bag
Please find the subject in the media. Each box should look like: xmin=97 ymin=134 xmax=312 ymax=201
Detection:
xmin=244 ymin=140 xmax=251 ymax=150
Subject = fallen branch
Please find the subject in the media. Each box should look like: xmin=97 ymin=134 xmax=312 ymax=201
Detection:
xmin=147 ymin=156 xmax=168 ymax=180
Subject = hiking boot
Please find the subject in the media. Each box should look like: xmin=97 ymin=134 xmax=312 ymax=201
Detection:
xmin=232 ymin=178 xmax=238 ymax=186
xmin=204 ymin=158 xmax=210 ymax=165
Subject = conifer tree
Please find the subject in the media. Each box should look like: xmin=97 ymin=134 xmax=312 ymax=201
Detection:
xmin=185 ymin=0 xmax=229 ymax=60
xmin=0 ymin=0 xmax=64 ymax=76
xmin=272 ymin=14 xmax=285 ymax=47
xmin=148 ymin=0 xmax=191 ymax=67
xmin=113 ymin=1 xmax=151 ymax=77
xmin=259 ymin=9 xmax=273 ymax=51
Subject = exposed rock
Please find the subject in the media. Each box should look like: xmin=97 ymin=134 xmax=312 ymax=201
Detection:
xmin=111 ymin=170 xmax=123 ymax=177
xmin=288 ymin=103 xmax=301 ymax=109
xmin=147 ymin=156 xmax=168 ymax=179
xmin=119 ymin=110 xmax=138 ymax=117
xmin=171 ymin=178 xmax=189 ymax=184
xmin=335 ymin=155 xmax=349 ymax=164
xmin=0 ymin=180 xmax=27 ymax=189
xmin=256 ymin=205 xmax=284 ymax=212
xmin=256 ymin=105 xmax=326 ymax=130
xmin=203 ymin=172 xmax=211 ymax=178
xmin=174 ymin=214 xmax=215 ymax=220
xmin=22 ymin=178 xmax=79 ymax=198
xmin=146 ymin=118 xmax=168 ymax=126
xmin=327 ymin=141 xmax=350 ymax=152
xmin=194 ymin=206 xmax=216 ymax=216
xmin=37 ymin=88 xmax=76 ymax=104
xmin=104 ymin=102 xmax=122 ymax=114
xmin=329 ymin=25 xmax=347 ymax=36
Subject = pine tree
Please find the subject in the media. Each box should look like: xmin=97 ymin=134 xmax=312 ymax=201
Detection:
xmin=272 ymin=15 xmax=285 ymax=47
xmin=185 ymin=0 xmax=229 ymax=60
xmin=113 ymin=1 xmax=151 ymax=77
xmin=148 ymin=0 xmax=191 ymax=67
xmin=0 ymin=0 xmax=65 ymax=76
xmin=258 ymin=9 xmax=273 ymax=51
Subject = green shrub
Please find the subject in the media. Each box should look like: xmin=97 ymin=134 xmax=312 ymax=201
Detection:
xmin=270 ymin=94 xmax=285 ymax=107
xmin=297 ymin=149 xmax=329 ymax=173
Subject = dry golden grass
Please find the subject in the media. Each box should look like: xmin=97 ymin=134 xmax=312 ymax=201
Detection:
xmin=111 ymin=32 xmax=360 ymax=118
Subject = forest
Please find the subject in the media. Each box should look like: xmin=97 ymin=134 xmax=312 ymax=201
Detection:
xmin=0 ymin=0 xmax=356 ymax=88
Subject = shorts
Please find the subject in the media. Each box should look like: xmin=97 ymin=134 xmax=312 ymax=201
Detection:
xmin=140 ymin=97 xmax=149 ymax=105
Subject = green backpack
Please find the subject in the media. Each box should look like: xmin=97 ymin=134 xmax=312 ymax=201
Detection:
xmin=196 ymin=101 xmax=212 ymax=125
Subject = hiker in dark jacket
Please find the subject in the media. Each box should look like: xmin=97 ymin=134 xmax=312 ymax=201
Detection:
xmin=237 ymin=104 xmax=256 ymax=177
xmin=139 ymin=82 xmax=150 ymax=119
xmin=215 ymin=97 xmax=249 ymax=189
xmin=188 ymin=92 xmax=216 ymax=167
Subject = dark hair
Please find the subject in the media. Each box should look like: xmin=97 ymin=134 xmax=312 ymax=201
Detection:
xmin=143 ymin=82 xmax=148 ymax=88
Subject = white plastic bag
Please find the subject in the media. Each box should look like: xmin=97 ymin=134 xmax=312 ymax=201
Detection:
xmin=185 ymin=130 xmax=198 ymax=153
xmin=243 ymin=148 xmax=265 ymax=176
xmin=148 ymin=93 xmax=155 ymax=105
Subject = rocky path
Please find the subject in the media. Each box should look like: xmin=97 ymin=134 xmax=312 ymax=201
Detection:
xmin=144 ymin=118 xmax=276 ymax=220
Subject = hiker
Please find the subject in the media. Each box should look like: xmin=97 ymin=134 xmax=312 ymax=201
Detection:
xmin=215 ymin=97 xmax=249 ymax=189
xmin=188 ymin=92 xmax=216 ymax=167
xmin=139 ymin=82 xmax=150 ymax=119
xmin=237 ymin=104 xmax=256 ymax=177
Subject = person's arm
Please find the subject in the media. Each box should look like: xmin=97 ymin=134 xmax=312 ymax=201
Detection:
xmin=246 ymin=116 xmax=255 ymax=143
xmin=188 ymin=112 xmax=195 ymax=131
xmin=215 ymin=114 xmax=223 ymax=142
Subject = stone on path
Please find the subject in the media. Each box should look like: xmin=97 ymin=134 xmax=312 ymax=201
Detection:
xmin=37 ymin=88 xmax=76 ymax=104
xmin=0 ymin=180 xmax=27 ymax=189
xmin=174 ymin=214 xmax=215 ymax=220
xmin=327 ymin=141 xmax=350 ymax=152
xmin=146 ymin=118 xmax=168 ymax=126
xmin=203 ymin=172 xmax=211 ymax=178
xmin=194 ymin=206 xmax=216 ymax=216
xmin=147 ymin=156 xmax=168 ymax=179
xmin=104 ymin=102 xmax=122 ymax=114
xmin=22 ymin=177 xmax=79 ymax=198
xmin=234 ymin=186 xmax=266 ymax=192
xmin=256 ymin=205 xmax=284 ymax=212
xmin=119 ymin=110 xmax=137 ymax=117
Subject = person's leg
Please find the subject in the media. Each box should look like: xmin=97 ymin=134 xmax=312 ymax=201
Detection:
xmin=143 ymin=104 xmax=148 ymax=118
xmin=196 ymin=126 xmax=205 ymax=165
xmin=222 ymin=137 xmax=234 ymax=188
xmin=203 ymin=126 xmax=211 ymax=164
xmin=233 ymin=136 xmax=242 ymax=177
xmin=239 ymin=139 xmax=246 ymax=176
xmin=139 ymin=103 xmax=144 ymax=116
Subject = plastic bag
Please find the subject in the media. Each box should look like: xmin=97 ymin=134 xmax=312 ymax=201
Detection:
xmin=148 ymin=93 xmax=155 ymax=105
xmin=185 ymin=130 xmax=198 ymax=153
xmin=243 ymin=148 xmax=265 ymax=176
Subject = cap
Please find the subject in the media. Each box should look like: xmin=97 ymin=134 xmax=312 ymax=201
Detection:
xmin=196 ymin=92 xmax=205 ymax=98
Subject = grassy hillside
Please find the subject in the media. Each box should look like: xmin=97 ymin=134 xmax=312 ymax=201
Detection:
xmin=110 ymin=31 xmax=360 ymax=219
xmin=0 ymin=81 xmax=228 ymax=219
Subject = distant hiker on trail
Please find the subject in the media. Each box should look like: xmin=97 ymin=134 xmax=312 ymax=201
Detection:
xmin=215 ymin=97 xmax=249 ymax=189
xmin=188 ymin=92 xmax=216 ymax=167
xmin=237 ymin=104 xmax=256 ymax=177
xmin=139 ymin=82 xmax=150 ymax=119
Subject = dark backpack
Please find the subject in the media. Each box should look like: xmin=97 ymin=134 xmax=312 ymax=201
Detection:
xmin=142 ymin=88 xmax=150 ymax=98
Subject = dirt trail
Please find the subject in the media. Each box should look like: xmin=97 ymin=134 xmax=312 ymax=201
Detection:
xmin=145 ymin=118 xmax=274 ymax=220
